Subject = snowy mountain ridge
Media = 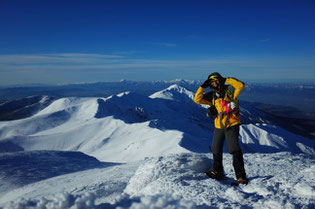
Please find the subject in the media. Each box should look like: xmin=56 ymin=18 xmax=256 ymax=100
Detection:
xmin=0 ymin=84 xmax=314 ymax=208
xmin=0 ymin=84 xmax=313 ymax=159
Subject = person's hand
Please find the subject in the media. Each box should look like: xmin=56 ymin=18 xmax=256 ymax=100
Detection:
xmin=201 ymin=80 xmax=210 ymax=88
xmin=218 ymin=77 xmax=226 ymax=91
xmin=228 ymin=102 xmax=236 ymax=110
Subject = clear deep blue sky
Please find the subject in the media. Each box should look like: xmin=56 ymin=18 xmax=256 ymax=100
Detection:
xmin=0 ymin=0 xmax=315 ymax=85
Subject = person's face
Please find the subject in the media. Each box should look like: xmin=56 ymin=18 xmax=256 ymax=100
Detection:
xmin=211 ymin=80 xmax=220 ymax=88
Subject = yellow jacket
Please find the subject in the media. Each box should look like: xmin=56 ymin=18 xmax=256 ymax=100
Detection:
xmin=194 ymin=77 xmax=245 ymax=129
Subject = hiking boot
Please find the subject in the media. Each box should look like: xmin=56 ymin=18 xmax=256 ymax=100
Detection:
xmin=206 ymin=170 xmax=225 ymax=180
xmin=236 ymin=178 xmax=249 ymax=185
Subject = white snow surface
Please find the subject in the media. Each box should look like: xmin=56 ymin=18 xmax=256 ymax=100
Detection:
xmin=0 ymin=153 xmax=314 ymax=209
xmin=0 ymin=84 xmax=314 ymax=208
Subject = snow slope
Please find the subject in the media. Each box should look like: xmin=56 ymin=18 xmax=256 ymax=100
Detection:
xmin=0 ymin=152 xmax=314 ymax=208
xmin=0 ymin=151 xmax=108 ymax=197
xmin=0 ymin=95 xmax=54 ymax=121
xmin=0 ymin=84 xmax=211 ymax=162
xmin=0 ymin=84 xmax=314 ymax=208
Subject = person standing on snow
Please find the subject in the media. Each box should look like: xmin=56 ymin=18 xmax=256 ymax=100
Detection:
xmin=194 ymin=72 xmax=249 ymax=185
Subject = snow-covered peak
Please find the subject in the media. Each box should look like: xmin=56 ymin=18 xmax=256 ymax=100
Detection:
xmin=35 ymin=97 xmax=99 ymax=120
xmin=117 ymin=91 xmax=131 ymax=97
xmin=149 ymin=84 xmax=195 ymax=101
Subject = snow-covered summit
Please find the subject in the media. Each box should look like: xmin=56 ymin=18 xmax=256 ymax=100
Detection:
xmin=149 ymin=84 xmax=195 ymax=101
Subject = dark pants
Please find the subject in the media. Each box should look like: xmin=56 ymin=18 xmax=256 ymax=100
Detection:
xmin=211 ymin=125 xmax=246 ymax=179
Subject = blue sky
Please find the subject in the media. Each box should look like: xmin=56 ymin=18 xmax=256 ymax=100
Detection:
xmin=0 ymin=0 xmax=315 ymax=85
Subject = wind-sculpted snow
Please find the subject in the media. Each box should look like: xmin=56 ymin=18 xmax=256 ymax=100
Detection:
xmin=1 ymin=153 xmax=314 ymax=208
xmin=124 ymin=153 xmax=315 ymax=208
xmin=3 ymin=192 xmax=97 ymax=209
xmin=124 ymin=153 xmax=211 ymax=197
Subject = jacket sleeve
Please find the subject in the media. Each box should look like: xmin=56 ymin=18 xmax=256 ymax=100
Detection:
xmin=225 ymin=77 xmax=245 ymax=99
xmin=194 ymin=86 xmax=212 ymax=105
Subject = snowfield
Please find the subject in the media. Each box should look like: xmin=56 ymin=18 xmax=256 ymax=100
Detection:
xmin=1 ymin=152 xmax=314 ymax=209
xmin=0 ymin=84 xmax=314 ymax=208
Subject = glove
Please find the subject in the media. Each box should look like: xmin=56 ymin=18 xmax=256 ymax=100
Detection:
xmin=201 ymin=80 xmax=210 ymax=88
xmin=228 ymin=102 xmax=236 ymax=110
xmin=218 ymin=76 xmax=226 ymax=88
xmin=206 ymin=105 xmax=218 ymax=118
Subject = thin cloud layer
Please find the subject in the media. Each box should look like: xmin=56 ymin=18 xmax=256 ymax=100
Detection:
xmin=0 ymin=53 xmax=314 ymax=85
